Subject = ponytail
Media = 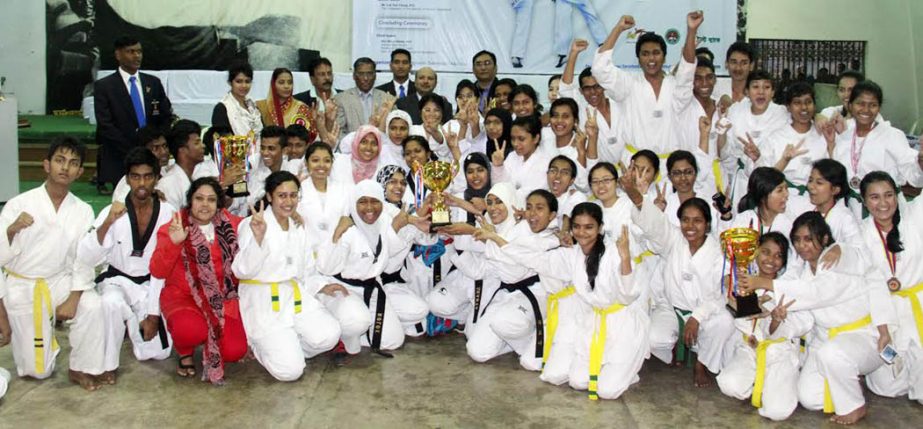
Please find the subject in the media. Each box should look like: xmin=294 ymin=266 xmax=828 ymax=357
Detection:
xmin=585 ymin=236 xmax=606 ymax=290
xmin=887 ymin=209 xmax=904 ymax=253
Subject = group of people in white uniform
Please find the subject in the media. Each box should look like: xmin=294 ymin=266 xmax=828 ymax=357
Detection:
xmin=1 ymin=10 xmax=922 ymax=426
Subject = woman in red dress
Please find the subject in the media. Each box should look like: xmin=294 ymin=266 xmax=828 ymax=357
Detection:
xmin=150 ymin=177 xmax=247 ymax=384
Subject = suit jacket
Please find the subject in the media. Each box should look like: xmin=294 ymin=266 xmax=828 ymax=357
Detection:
xmin=376 ymin=79 xmax=416 ymax=98
xmin=334 ymin=87 xmax=396 ymax=139
xmin=94 ymin=71 xmax=172 ymax=183
xmin=293 ymin=88 xmax=341 ymax=109
xmin=395 ymin=92 xmax=454 ymax=125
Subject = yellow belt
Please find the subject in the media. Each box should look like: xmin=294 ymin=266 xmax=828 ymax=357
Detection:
xmin=747 ymin=334 xmax=788 ymax=408
xmin=4 ymin=269 xmax=59 ymax=375
xmin=588 ymin=302 xmax=626 ymax=400
xmin=543 ymin=286 xmax=576 ymax=366
xmin=632 ymin=250 xmax=654 ymax=266
xmin=239 ymin=279 xmax=302 ymax=314
xmin=892 ymin=282 xmax=923 ymax=347
xmin=712 ymin=159 xmax=724 ymax=194
xmin=823 ymin=314 xmax=872 ymax=413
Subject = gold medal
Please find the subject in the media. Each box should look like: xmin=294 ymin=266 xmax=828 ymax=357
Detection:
xmin=887 ymin=277 xmax=901 ymax=292
xmin=849 ymin=176 xmax=861 ymax=190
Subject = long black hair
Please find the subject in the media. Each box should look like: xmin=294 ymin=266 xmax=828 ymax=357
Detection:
xmin=738 ymin=167 xmax=787 ymax=213
xmin=811 ymin=159 xmax=849 ymax=202
xmin=860 ymin=171 xmax=903 ymax=253
xmin=571 ymin=202 xmax=605 ymax=290
xmin=790 ymin=211 xmax=835 ymax=252
xmin=759 ymin=231 xmax=790 ymax=272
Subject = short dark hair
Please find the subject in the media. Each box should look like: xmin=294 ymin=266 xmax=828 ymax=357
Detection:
xmin=353 ymin=57 xmax=376 ymax=71
xmin=548 ymin=154 xmax=577 ymax=178
xmin=635 ymin=33 xmax=666 ymax=58
xmin=390 ymin=49 xmax=411 ymax=63
xmin=746 ymin=70 xmax=775 ymax=90
xmin=261 ymin=125 xmax=288 ymax=148
xmin=496 ymin=78 xmax=517 ymax=91
xmin=511 ymin=114 xmax=542 ymax=137
xmin=136 ymin=125 xmax=164 ymax=147
xmin=631 ymin=149 xmax=661 ymax=178
xmin=667 ymin=150 xmax=699 ymax=174
xmin=550 ymin=98 xmax=579 ymax=122
xmin=227 ymin=61 xmax=254 ymax=83
xmin=124 ymin=147 xmax=161 ymax=177
xmin=203 ymin=125 xmax=232 ymax=158
xmin=46 ymin=136 xmax=87 ymax=166
xmin=308 ymin=58 xmax=333 ymax=77
xmin=678 ymin=197 xmax=712 ymax=227
xmin=455 ymin=79 xmax=479 ymax=99
xmin=548 ymin=74 xmax=562 ymax=86
xmin=418 ymin=93 xmax=446 ymax=118
xmin=185 ymin=176 xmax=225 ymax=209
xmin=696 ymin=58 xmax=715 ymax=74
xmin=286 ymin=124 xmax=310 ymax=142
xmin=527 ymin=189 xmax=559 ymax=214
xmin=849 ymin=80 xmax=883 ymax=106
xmin=168 ymin=119 xmax=202 ymax=159
xmin=578 ymin=67 xmax=595 ymax=88
xmin=790 ymin=211 xmax=835 ymax=251
xmin=784 ymin=81 xmax=814 ymax=105
xmin=113 ymin=36 xmax=140 ymax=50
xmin=305 ymin=141 xmax=334 ymax=159
xmin=726 ymin=41 xmax=755 ymax=63
xmin=264 ymin=170 xmax=300 ymax=200
xmin=760 ymin=231 xmax=790 ymax=271
xmin=838 ymin=70 xmax=865 ymax=85
xmin=472 ymin=50 xmax=497 ymax=66
xmin=695 ymin=47 xmax=715 ymax=62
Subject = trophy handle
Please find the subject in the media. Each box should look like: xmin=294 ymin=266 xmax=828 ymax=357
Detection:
xmin=450 ymin=160 xmax=460 ymax=179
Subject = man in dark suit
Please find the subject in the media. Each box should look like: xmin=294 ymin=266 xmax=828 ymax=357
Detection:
xmin=293 ymin=57 xmax=339 ymax=109
xmin=395 ymin=67 xmax=452 ymax=125
xmin=94 ymin=36 xmax=172 ymax=194
xmin=375 ymin=49 xmax=415 ymax=99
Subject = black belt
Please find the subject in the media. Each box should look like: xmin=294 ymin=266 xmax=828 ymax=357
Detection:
xmin=472 ymin=279 xmax=484 ymax=324
xmin=481 ymin=274 xmax=544 ymax=359
xmin=94 ymin=266 xmax=151 ymax=285
xmin=381 ymin=270 xmax=404 ymax=285
xmin=334 ymin=274 xmax=386 ymax=351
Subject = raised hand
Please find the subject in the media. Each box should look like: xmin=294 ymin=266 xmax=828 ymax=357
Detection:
xmin=573 ymin=126 xmax=588 ymax=154
xmin=324 ymin=98 xmax=338 ymax=125
xmin=738 ymin=132 xmax=761 ymax=162
xmin=249 ymin=201 xmax=267 ymax=245
xmin=653 ymin=182 xmax=668 ymax=212
xmin=327 ymin=120 xmax=342 ymax=145
xmin=616 ymin=15 xmax=636 ymax=32
xmin=570 ymin=39 xmax=589 ymax=54
xmin=698 ymin=115 xmax=712 ymax=135
xmin=6 ymin=211 xmax=34 ymax=242
xmin=770 ymin=295 xmax=795 ymax=323
xmin=615 ymin=224 xmax=631 ymax=260
xmin=107 ymin=202 xmax=127 ymax=223
xmin=454 ymin=100 xmax=469 ymax=123
xmin=782 ymin=138 xmax=809 ymax=162
xmin=491 ymin=139 xmax=507 ymax=166
xmin=168 ymin=212 xmax=188 ymax=244
xmin=585 ymin=106 xmax=599 ymax=138
xmin=687 ymin=10 xmax=704 ymax=30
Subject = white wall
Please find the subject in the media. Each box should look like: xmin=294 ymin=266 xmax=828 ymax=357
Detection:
xmin=0 ymin=0 xmax=46 ymax=114
xmin=747 ymin=0 xmax=920 ymax=131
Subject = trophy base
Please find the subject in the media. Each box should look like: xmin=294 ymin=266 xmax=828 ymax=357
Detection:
xmin=727 ymin=293 xmax=762 ymax=318
xmin=226 ymin=181 xmax=250 ymax=198
xmin=430 ymin=209 xmax=451 ymax=228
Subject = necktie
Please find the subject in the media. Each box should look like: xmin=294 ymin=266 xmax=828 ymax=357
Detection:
xmin=129 ymin=76 xmax=146 ymax=128
xmin=398 ymin=85 xmax=406 ymax=99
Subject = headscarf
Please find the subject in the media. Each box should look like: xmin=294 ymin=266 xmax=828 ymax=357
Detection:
xmin=350 ymin=180 xmax=387 ymax=246
xmin=375 ymin=164 xmax=405 ymax=209
xmin=485 ymin=182 xmax=518 ymax=235
xmin=463 ymin=152 xmax=491 ymax=225
xmin=179 ymin=207 xmax=240 ymax=385
xmin=484 ymin=107 xmax=513 ymax=161
xmin=350 ymin=125 xmax=382 ymax=183
xmin=385 ymin=109 xmax=413 ymax=142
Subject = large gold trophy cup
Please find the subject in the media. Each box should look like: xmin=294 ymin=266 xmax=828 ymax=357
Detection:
xmin=720 ymin=227 xmax=763 ymax=318
xmin=215 ymin=131 xmax=255 ymax=197
xmin=414 ymin=160 xmax=459 ymax=229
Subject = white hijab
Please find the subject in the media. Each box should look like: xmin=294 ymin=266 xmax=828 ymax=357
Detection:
xmin=220 ymin=92 xmax=263 ymax=136
xmin=486 ymin=182 xmax=518 ymax=236
xmin=350 ymin=180 xmax=387 ymax=246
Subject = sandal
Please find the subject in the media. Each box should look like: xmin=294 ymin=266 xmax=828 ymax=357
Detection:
xmin=177 ymin=354 xmax=196 ymax=377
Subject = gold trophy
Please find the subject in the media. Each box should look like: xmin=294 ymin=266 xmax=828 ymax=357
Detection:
xmin=720 ymin=227 xmax=763 ymax=318
xmin=215 ymin=131 xmax=255 ymax=197
xmin=414 ymin=159 xmax=459 ymax=229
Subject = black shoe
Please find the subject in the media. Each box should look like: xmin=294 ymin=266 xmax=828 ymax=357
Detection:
xmin=511 ymin=57 xmax=523 ymax=68
xmin=555 ymin=55 xmax=567 ymax=68
xmin=97 ymin=183 xmax=112 ymax=196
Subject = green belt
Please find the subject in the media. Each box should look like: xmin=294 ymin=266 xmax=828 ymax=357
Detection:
xmin=674 ymin=307 xmax=694 ymax=368
xmin=785 ymin=180 xmax=807 ymax=196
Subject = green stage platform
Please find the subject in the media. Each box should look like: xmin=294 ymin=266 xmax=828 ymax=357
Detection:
xmin=18 ymin=114 xmax=96 ymax=144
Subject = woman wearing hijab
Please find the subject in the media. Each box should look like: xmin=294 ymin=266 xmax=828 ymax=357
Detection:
xmin=475 ymin=108 xmax=513 ymax=162
xmin=256 ymin=68 xmax=318 ymax=141
xmin=331 ymin=125 xmax=383 ymax=185
xmin=150 ymin=178 xmax=247 ymax=384
xmin=380 ymin=110 xmax=413 ymax=169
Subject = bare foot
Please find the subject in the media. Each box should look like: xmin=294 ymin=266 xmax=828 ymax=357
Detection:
xmin=693 ymin=361 xmax=712 ymax=387
xmin=97 ymin=370 xmax=117 ymax=385
xmin=830 ymin=405 xmax=867 ymax=425
xmin=69 ymin=369 xmax=100 ymax=391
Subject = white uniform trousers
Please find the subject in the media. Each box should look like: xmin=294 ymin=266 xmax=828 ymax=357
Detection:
xmin=539 ymin=295 xmax=586 ymax=386
xmin=866 ymin=344 xmax=923 ymax=405
xmin=798 ymin=331 xmax=883 ymax=415
xmin=100 ymin=278 xmax=172 ymax=372
xmin=716 ymin=337 xmax=801 ymax=421
xmin=0 ymin=367 xmax=9 ymax=398
xmin=511 ymin=0 xmax=535 ymax=59
xmin=317 ymin=291 xmax=372 ymax=355
xmin=382 ymin=282 xmax=429 ymax=338
xmin=465 ymin=286 xmax=547 ymax=371
xmin=4 ymin=273 xmax=104 ymax=377
xmin=652 ymin=308 xmax=735 ymax=373
xmin=566 ymin=306 xmax=649 ymax=400
xmin=553 ymin=0 xmax=608 ymax=56
xmin=239 ymin=281 xmax=340 ymax=381
xmin=426 ymin=269 xmax=501 ymax=334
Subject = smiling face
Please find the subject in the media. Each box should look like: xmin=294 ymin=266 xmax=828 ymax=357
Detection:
xmin=590 ymin=167 xmax=618 ymax=205
xmin=510 ymin=125 xmax=538 ymax=158
xmin=485 ymin=193 xmax=509 ymax=225
xmin=836 ymin=76 xmax=859 ymax=107
xmin=268 ymin=180 xmax=299 ymax=220
xmin=629 ymin=157 xmax=657 ymax=188
xmin=549 ymin=104 xmax=576 ymax=138
xmin=637 ymin=41 xmax=665 ymax=77
xmin=356 ymin=134 xmax=380 ymax=162
xmin=525 ymin=194 xmax=556 ymax=233
xmin=787 ymin=93 xmax=815 ymax=127
xmin=571 ymin=213 xmax=601 ymax=253
xmin=849 ymin=92 xmax=880 ymax=129
xmin=679 ymin=204 xmax=708 ymax=245
xmin=579 ymin=76 xmax=604 ymax=107
xmin=862 ymin=180 xmax=897 ymax=225
xmin=230 ymin=72 xmax=252 ymax=100
xmin=791 ymin=225 xmax=825 ymax=264
xmin=494 ymin=84 xmax=513 ymax=110
xmin=260 ymin=137 xmax=285 ymax=171
xmin=466 ymin=162 xmax=489 ymax=191
xmin=512 ymin=93 xmax=535 ymax=118
xmin=807 ymin=168 xmax=838 ymax=208
xmin=402 ymin=140 xmax=430 ymax=168
xmin=355 ymin=196 xmax=383 ymax=225
xmin=189 ymin=185 xmax=219 ymax=225
xmin=546 ymin=158 xmax=575 ymax=197
xmin=274 ymin=72 xmax=294 ymax=99
xmin=693 ymin=66 xmax=716 ymax=100
xmin=288 ymin=137 xmax=308 ymax=160
xmin=668 ymin=159 xmax=696 ymax=194
xmin=384 ymin=170 xmax=406 ymax=204
xmin=307 ymin=147 xmax=333 ymax=182
xmin=756 ymin=239 xmax=784 ymax=278
xmin=387 ymin=118 xmax=409 ymax=145
xmin=746 ymin=79 xmax=775 ymax=113
xmin=421 ymin=101 xmax=443 ymax=126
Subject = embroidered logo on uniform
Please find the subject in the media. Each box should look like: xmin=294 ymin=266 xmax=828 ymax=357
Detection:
xmin=361 ymin=252 xmax=370 ymax=258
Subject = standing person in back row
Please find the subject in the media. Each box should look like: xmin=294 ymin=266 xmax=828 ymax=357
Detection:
xmin=376 ymin=49 xmax=415 ymax=99
xmin=334 ymin=58 xmax=397 ymax=139
xmin=591 ymin=11 xmax=703 ymax=167
xmin=94 ymin=36 xmax=173 ymax=195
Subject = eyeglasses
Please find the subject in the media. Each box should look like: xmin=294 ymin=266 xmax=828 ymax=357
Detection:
xmin=669 ymin=169 xmax=696 ymax=178
xmin=547 ymin=167 xmax=573 ymax=177
xmin=590 ymin=177 xmax=616 ymax=186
